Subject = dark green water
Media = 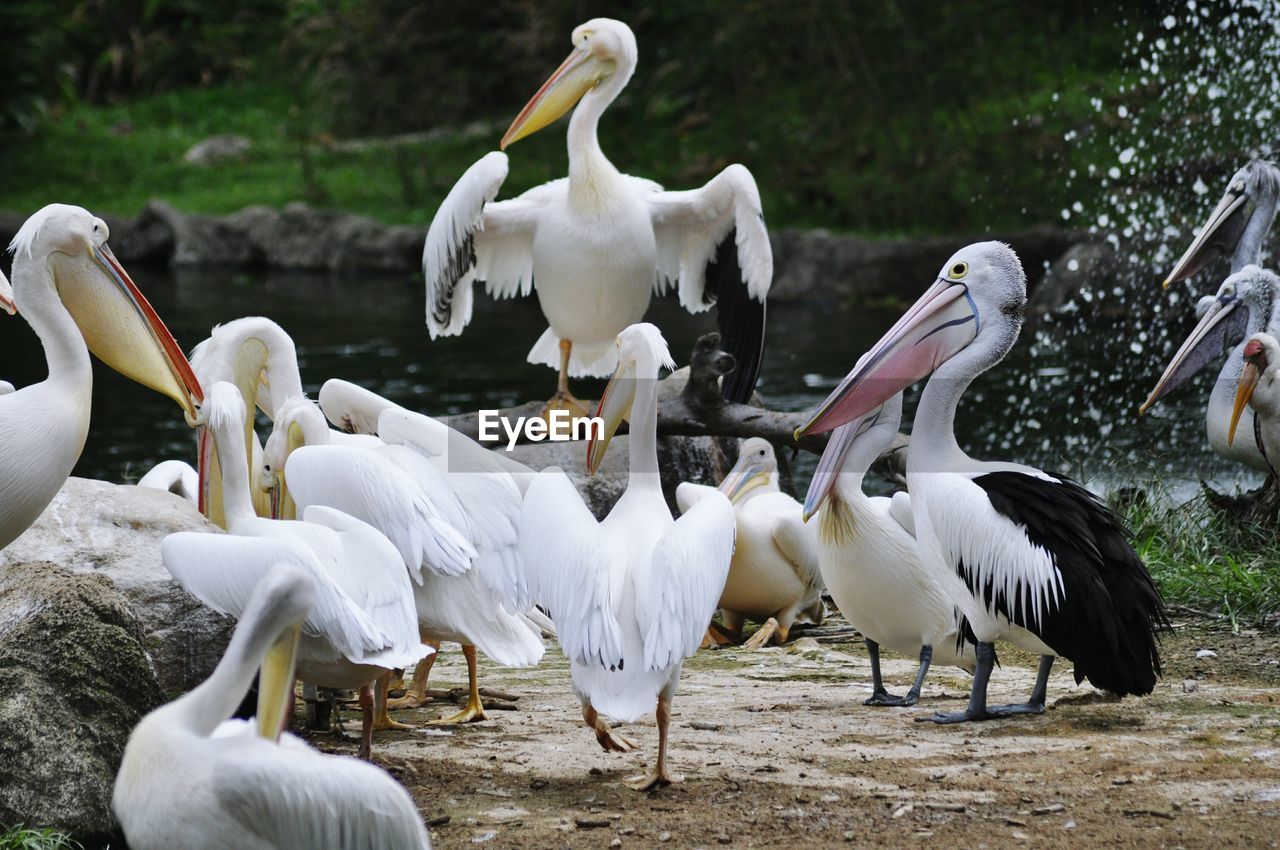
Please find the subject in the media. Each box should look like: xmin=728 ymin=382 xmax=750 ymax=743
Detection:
xmin=0 ymin=265 xmax=1254 ymax=501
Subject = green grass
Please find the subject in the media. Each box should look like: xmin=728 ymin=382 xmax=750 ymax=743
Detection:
xmin=1121 ymin=489 xmax=1280 ymax=631
xmin=0 ymin=65 xmax=1121 ymax=235
xmin=0 ymin=827 xmax=81 ymax=850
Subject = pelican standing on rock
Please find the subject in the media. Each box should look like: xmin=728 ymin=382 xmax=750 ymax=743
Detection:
xmin=676 ymin=438 xmax=823 ymax=648
xmin=1 ymin=204 xmax=202 ymax=551
xmin=113 ymin=565 xmax=431 ymax=850
xmin=163 ymin=383 xmax=433 ymax=758
xmin=798 ymin=243 xmax=1169 ymax=723
xmin=520 ymin=323 xmax=735 ymax=789
xmin=423 ymin=18 xmax=772 ymax=412
xmin=803 ymin=393 xmax=974 ymax=706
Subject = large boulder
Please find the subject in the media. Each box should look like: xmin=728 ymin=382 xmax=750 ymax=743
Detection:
xmin=0 ymin=561 xmax=162 ymax=843
xmin=0 ymin=478 xmax=231 ymax=695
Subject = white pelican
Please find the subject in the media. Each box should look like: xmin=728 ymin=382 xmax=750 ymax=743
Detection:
xmin=1228 ymin=331 xmax=1280 ymax=468
xmin=675 ymin=438 xmax=823 ymax=649
xmin=263 ymin=394 xmax=544 ymax=725
xmin=138 ymin=459 xmax=199 ymax=504
xmin=189 ymin=316 xmax=377 ymax=526
xmin=797 ymin=243 xmax=1168 ymax=723
xmin=1 ymin=204 xmax=202 ymax=551
xmin=802 ymin=392 xmax=974 ymax=706
xmin=423 ymin=17 xmax=772 ymax=412
xmin=1143 ymin=266 xmax=1279 ymax=471
xmin=113 ymin=565 xmax=431 ymax=850
xmin=520 ymin=323 xmax=735 ymax=789
xmin=162 ymin=382 xmax=432 ymax=757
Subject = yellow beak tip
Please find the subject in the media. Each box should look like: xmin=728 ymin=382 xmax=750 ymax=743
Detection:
xmin=1161 ymin=278 xmax=1173 ymax=290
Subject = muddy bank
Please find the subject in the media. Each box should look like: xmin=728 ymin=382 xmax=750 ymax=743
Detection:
xmin=300 ymin=616 xmax=1280 ymax=849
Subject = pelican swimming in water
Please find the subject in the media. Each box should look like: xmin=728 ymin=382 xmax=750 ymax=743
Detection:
xmin=1143 ymin=265 xmax=1280 ymax=472
xmin=1228 ymin=331 xmax=1280 ymax=472
xmin=163 ymin=382 xmax=432 ymax=758
xmin=1 ymin=205 xmax=202 ymax=551
xmin=675 ymin=438 xmax=823 ymax=648
xmin=423 ymin=18 xmax=772 ymax=412
xmin=803 ymin=392 xmax=974 ymax=706
xmin=520 ymin=323 xmax=735 ymax=789
xmin=262 ymin=392 xmax=544 ymax=725
xmin=113 ymin=565 xmax=432 ymax=850
xmin=798 ymin=243 xmax=1168 ymax=723
xmin=1143 ymin=161 xmax=1280 ymax=473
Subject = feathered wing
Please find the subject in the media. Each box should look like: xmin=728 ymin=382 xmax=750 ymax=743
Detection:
xmin=636 ymin=492 xmax=736 ymax=671
xmin=519 ymin=468 xmax=624 ymax=671
xmin=888 ymin=490 xmax=916 ymax=536
xmin=423 ymin=151 xmax=547 ymax=338
xmin=648 ymin=164 xmax=773 ymax=402
xmin=161 ymin=532 xmax=392 ymax=660
xmin=284 ymin=444 xmax=476 ymax=580
xmin=770 ymin=508 xmax=823 ymax=599
xmin=674 ymin=481 xmax=717 ymax=514
xmin=212 ymin=736 xmax=431 ymax=850
xmin=301 ymin=505 xmax=425 ymax=663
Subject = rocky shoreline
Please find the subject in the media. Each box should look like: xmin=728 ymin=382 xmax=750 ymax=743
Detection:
xmin=0 ymin=202 xmax=1096 ymax=310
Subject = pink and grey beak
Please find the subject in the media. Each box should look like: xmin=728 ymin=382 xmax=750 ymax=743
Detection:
xmin=0 ymin=269 xmax=16 ymax=315
xmin=795 ymin=279 xmax=979 ymax=438
xmin=802 ymin=414 xmax=875 ymax=521
xmin=1164 ymin=188 xmax=1254 ymax=289
xmin=1140 ymin=293 xmax=1243 ymax=413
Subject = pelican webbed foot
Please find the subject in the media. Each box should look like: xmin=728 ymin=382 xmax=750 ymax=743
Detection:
xmin=742 ymin=617 xmax=785 ymax=649
xmin=864 ymin=689 xmax=919 ymax=707
xmin=863 ymin=641 xmax=929 ymax=708
xmin=625 ymin=766 xmax=680 ymax=791
xmin=541 ymin=388 xmax=591 ymax=420
xmin=625 ymin=692 xmax=677 ymax=792
xmin=427 ymin=644 xmax=487 ymax=725
xmin=583 ymin=702 xmax=638 ymax=753
xmin=386 ymin=643 xmax=438 ymax=711
xmin=373 ymin=672 xmax=415 ymax=731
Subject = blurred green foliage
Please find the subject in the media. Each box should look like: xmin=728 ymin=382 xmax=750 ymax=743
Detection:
xmin=0 ymin=0 xmax=1174 ymax=234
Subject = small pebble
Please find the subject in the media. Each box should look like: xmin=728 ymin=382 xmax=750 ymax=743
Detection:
xmin=575 ymin=816 xmax=610 ymax=829
xmin=610 ymin=840 xmax=622 ymax=849
xmin=1196 ymin=649 xmax=1218 ymax=659
xmin=892 ymin=804 xmax=913 ymax=819
xmin=843 ymin=831 xmax=855 ymax=842
xmin=1112 ymin=777 xmax=1133 ymax=786
xmin=659 ymin=832 xmax=672 ymax=843
xmin=1033 ymin=803 xmax=1066 ymax=815
xmin=1182 ymin=679 xmax=1198 ymax=693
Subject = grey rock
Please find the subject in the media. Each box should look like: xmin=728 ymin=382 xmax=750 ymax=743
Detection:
xmin=0 ymin=477 xmax=232 ymax=695
xmin=1029 ymin=240 xmax=1123 ymax=317
xmin=183 ymin=134 xmax=252 ymax=165
xmin=0 ymin=561 xmax=162 ymax=842
xmin=147 ymin=200 xmax=261 ymax=266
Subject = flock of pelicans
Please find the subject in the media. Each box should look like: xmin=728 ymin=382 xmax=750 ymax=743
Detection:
xmin=0 ymin=16 xmax=1277 ymax=850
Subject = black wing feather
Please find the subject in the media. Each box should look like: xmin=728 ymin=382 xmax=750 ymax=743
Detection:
xmin=969 ymin=471 xmax=1169 ymax=697
xmin=705 ymin=228 xmax=766 ymax=403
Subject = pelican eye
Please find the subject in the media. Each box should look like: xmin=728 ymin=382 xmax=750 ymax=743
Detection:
xmin=948 ymin=261 xmax=969 ymax=280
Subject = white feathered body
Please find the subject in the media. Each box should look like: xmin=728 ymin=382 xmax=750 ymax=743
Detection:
xmin=115 ymin=719 xmax=429 ymax=850
xmin=817 ymin=490 xmax=972 ymax=670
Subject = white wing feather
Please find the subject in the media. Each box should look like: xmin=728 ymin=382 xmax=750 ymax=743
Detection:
xmin=674 ymin=480 xmax=717 ymax=514
xmin=211 ymin=729 xmax=431 ymax=849
xmin=636 ymin=492 xmax=736 ymax=671
xmin=648 ymin=164 xmax=773 ymax=309
xmin=519 ymin=468 xmax=624 ymax=670
xmin=770 ymin=508 xmax=823 ymax=597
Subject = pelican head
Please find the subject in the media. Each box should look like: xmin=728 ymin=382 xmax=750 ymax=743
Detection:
xmin=796 ymin=242 xmax=1026 ymax=437
xmin=718 ymin=439 xmax=780 ymax=504
xmin=238 ymin=564 xmax=315 ymax=741
xmin=1141 ymin=265 xmax=1279 ymax=413
xmin=8 ymin=204 xmax=203 ymax=419
xmin=586 ymin=322 xmax=674 ymax=474
xmin=260 ymin=398 xmax=328 ymax=520
xmin=0 ymin=268 xmax=15 ymax=315
xmin=1165 ymin=160 xmax=1280 ymax=289
xmin=501 ymin=18 xmax=638 ymax=149
xmin=1229 ymin=332 xmax=1280 ymax=445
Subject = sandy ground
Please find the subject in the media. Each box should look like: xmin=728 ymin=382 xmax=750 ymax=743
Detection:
xmin=304 ymin=615 xmax=1280 ymax=849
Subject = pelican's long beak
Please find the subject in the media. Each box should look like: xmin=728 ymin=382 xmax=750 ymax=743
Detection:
xmin=52 ymin=243 xmax=203 ymax=420
xmin=718 ymin=456 xmax=771 ymax=504
xmin=1140 ymin=295 xmax=1242 ymax=413
xmin=1164 ymin=188 xmax=1254 ymax=289
xmin=256 ymin=623 xmax=301 ymax=741
xmin=501 ymin=46 xmax=614 ymax=149
xmin=803 ymin=414 xmax=876 ymax=522
xmin=1229 ymin=339 xmax=1267 ymax=445
xmin=796 ymin=279 xmax=979 ymax=438
xmin=586 ymin=359 xmax=635 ymax=474
xmin=0 ymin=270 xmax=16 ymax=315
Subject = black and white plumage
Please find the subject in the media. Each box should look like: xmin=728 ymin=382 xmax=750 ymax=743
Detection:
xmin=798 ymin=241 xmax=1169 ymax=722
xmin=422 ymin=18 xmax=770 ymax=404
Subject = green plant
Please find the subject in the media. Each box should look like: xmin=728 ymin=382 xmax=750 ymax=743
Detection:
xmin=0 ymin=826 xmax=82 ymax=850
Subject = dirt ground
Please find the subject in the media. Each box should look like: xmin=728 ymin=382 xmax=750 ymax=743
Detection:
xmin=305 ymin=615 xmax=1280 ymax=849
